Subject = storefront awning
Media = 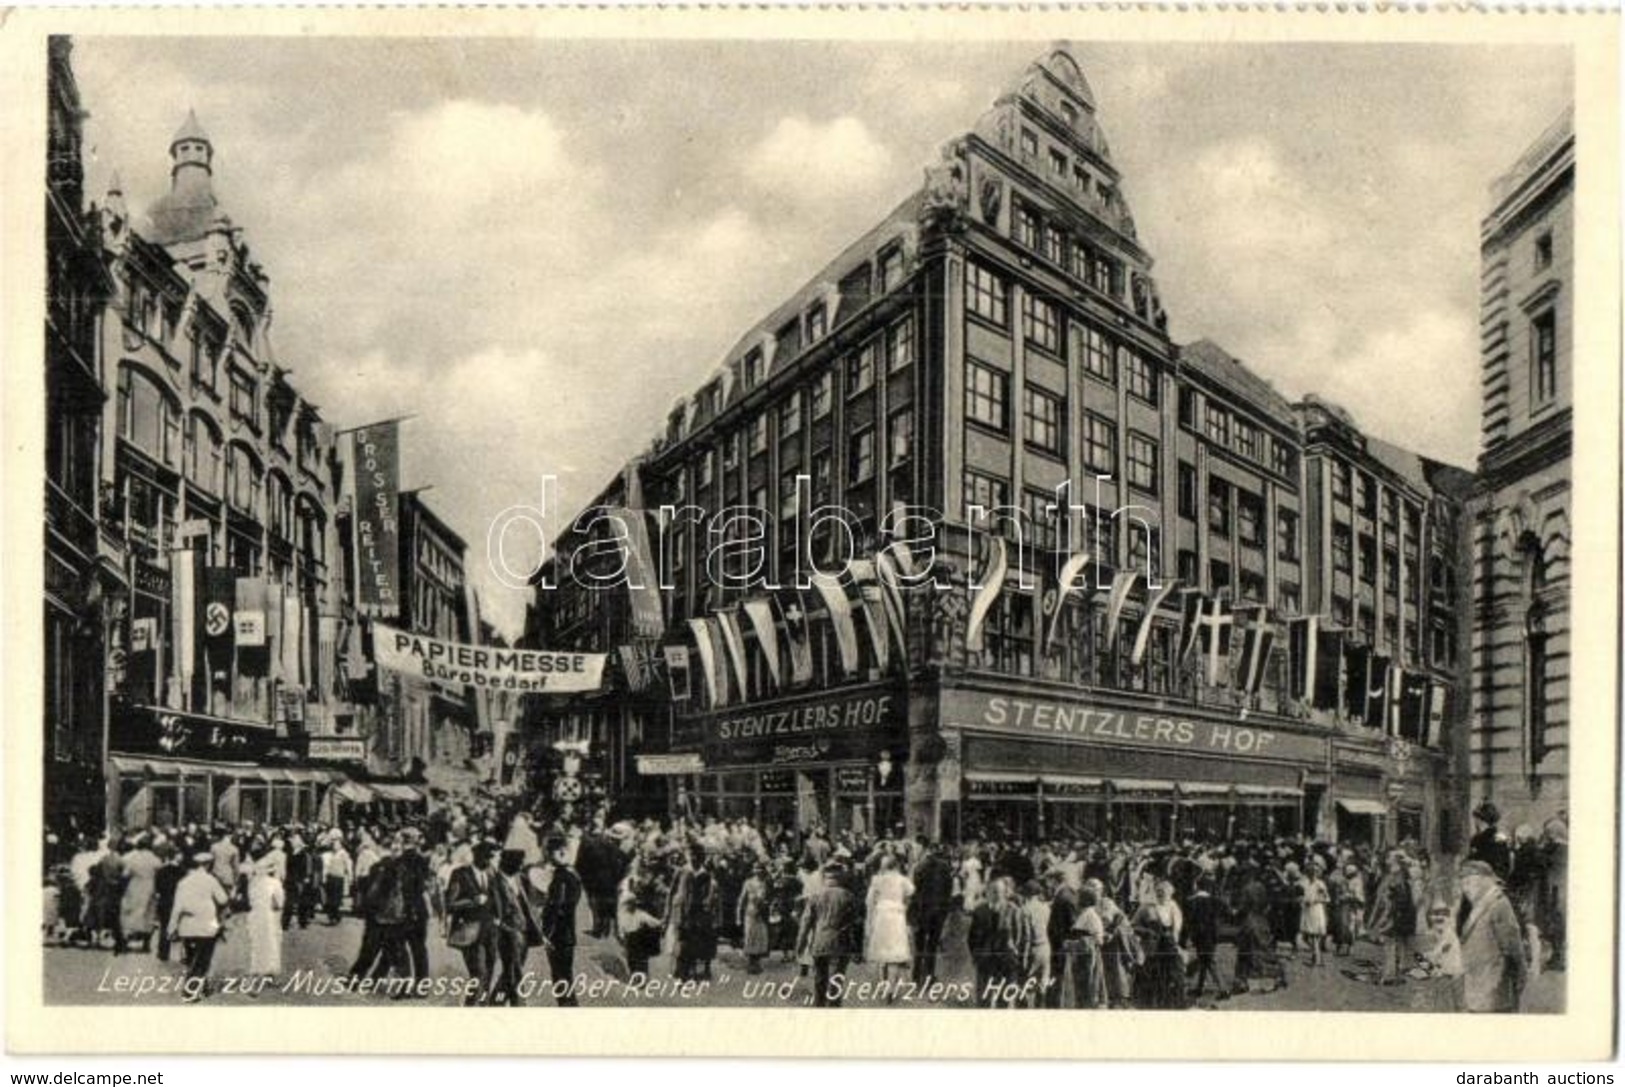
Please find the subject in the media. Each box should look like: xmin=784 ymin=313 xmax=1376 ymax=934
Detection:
xmin=1337 ymin=797 xmax=1389 ymax=816
xmin=108 ymin=754 xmax=260 ymax=779
xmin=1039 ymin=775 xmax=1104 ymax=788
xmin=1112 ymin=779 xmax=1176 ymax=794
xmin=1179 ymin=782 xmax=1232 ymax=796
xmin=1236 ymin=784 xmax=1303 ymax=799
xmin=964 ymin=771 xmax=1040 ymax=784
xmin=333 ymin=780 xmax=376 ymax=804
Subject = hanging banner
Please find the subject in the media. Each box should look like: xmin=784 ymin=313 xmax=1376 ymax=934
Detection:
xmin=353 ymin=421 xmax=401 ymax=617
xmin=372 ymin=622 xmax=605 ymax=693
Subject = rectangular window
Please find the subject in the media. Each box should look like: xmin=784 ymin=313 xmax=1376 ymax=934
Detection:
xmin=1015 ymin=205 xmax=1042 ymax=250
xmin=1073 ymin=164 xmax=1090 ymax=193
xmin=847 ymin=343 xmax=875 ymax=396
xmin=1240 ymin=570 xmax=1266 ymax=604
xmin=1205 ymin=403 xmax=1230 ymax=445
xmin=1048 ymin=147 xmax=1068 ymax=178
xmin=779 ymin=469 xmax=799 ymax=520
xmin=1022 ymin=294 xmax=1061 ymax=355
xmin=1081 ymin=412 xmax=1116 ymax=475
xmin=1534 ymin=231 xmax=1553 ymax=271
xmin=966 ymin=360 xmax=1009 ymax=433
xmin=966 ymin=261 xmax=1008 ymax=326
xmin=848 ymin=428 xmax=875 ymax=485
xmin=962 ymin=470 xmax=1009 ymax=518
xmin=744 ymin=348 xmax=766 ymax=387
xmin=722 ymin=433 xmax=741 ymax=472
xmin=1209 ymin=559 xmax=1232 ymax=594
xmin=811 ymin=450 xmax=833 ymax=505
xmin=1532 ymin=310 xmax=1558 ymax=406
xmin=1177 ymin=461 xmax=1198 ymax=519
xmin=1085 ymin=507 xmax=1117 ymax=568
xmin=1236 ymin=419 xmax=1259 ymax=461
xmin=1081 ymin=325 xmax=1115 ymax=383
xmin=697 ymin=450 xmax=714 ymax=490
xmin=1385 ymin=549 xmax=1401 ymax=594
xmin=1025 ymin=490 xmax=1058 ymax=551
xmin=806 ymin=303 xmax=827 ymax=343
xmin=1332 ymin=461 xmax=1352 ymax=503
xmin=1178 ymin=387 xmax=1197 ymax=430
xmin=1332 ymin=524 xmax=1353 ymax=573
xmin=1272 ymin=440 xmax=1296 ymax=478
xmin=880 ymin=247 xmax=905 ymax=292
xmin=888 ymin=406 xmax=913 ymax=465
xmin=1020 ymin=128 xmax=1039 ymax=159
xmin=1278 ymin=582 xmax=1301 ymax=615
xmin=1042 ymin=225 xmax=1067 ymax=267
xmin=230 ymin=369 xmax=256 ymax=423
xmin=887 ymin=316 xmax=915 ymax=372
xmin=1358 ymin=533 xmax=1377 ymax=584
xmin=1208 ymin=477 xmax=1231 ymax=537
xmin=1124 ymin=348 xmax=1158 ymax=405
xmin=1237 ymin=491 xmax=1265 ymax=548
xmin=1127 ymin=431 xmax=1159 ymax=494
xmin=749 ymin=415 xmax=769 ymax=456
xmin=811 ymin=372 xmax=833 ymax=420
xmin=1023 ymin=386 xmax=1065 ymax=457
xmin=1359 ymin=473 xmax=1379 ymax=519
xmin=1277 ymin=509 xmax=1299 ymax=561
xmin=779 ymin=392 xmax=802 ymax=439
xmin=1128 ymin=523 xmax=1160 ymax=580
xmin=1177 ymin=549 xmax=1200 ymax=585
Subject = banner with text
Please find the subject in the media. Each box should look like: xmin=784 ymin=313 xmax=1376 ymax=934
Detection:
xmin=372 ymin=623 xmax=606 ymax=693
xmin=353 ymin=421 xmax=401 ymax=617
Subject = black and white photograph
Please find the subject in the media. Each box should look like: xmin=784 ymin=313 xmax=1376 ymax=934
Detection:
xmin=8 ymin=8 xmax=1620 ymax=1060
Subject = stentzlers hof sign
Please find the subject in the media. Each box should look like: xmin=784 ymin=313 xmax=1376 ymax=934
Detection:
xmin=681 ymin=683 xmax=905 ymax=767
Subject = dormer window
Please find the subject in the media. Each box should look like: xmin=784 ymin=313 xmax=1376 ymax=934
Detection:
xmin=1048 ymin=148 xmax=1068 ymax=178
xmin=879 ymin=246 xmax=905 ymax=293
xmin=1060 ymin=101 xmax=1078 ymax=128
xmin=744 ymin=348 xmax=766 ymax=388
xmin=806 ymin=303 xmax=827 ymax=343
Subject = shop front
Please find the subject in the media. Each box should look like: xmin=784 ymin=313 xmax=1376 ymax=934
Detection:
xmin=1330 ymin=740 xmax=1443 ymax=852
xmin=938 ymin=685 xmax=1328 ymax=845
xmin=660 ymin=682 xmax=907 ymax=835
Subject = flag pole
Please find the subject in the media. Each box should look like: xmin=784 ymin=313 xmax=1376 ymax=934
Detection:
xmin=333 ymin=413 xmax=418 ymax=437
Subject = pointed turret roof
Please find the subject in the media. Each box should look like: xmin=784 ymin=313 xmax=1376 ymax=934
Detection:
xmin=171 ymin=109 xmax=210 ymax=149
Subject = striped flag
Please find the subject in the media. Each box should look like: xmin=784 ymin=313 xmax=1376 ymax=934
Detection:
xmin=809 ymin=573 xmax=860 ymax=676
xmin=1103 ymin=570 xmax=1143 ymax=653
xmin=1178 ymin=588 xmax=1205 ymax=661
xmin=716 ymin=609 xmax=751 ymax=700
xmin=1233 ymin=608 xmax=1275 ymax=696
xmin=1130 ymin=579 xmax=1181 ymax=667
xmin=874 ymin=551 xmax=911 ymax=663
xmin=741 ymin=598 xmax=782 ymax=692
xmin=965 ymin=536 xmax=1008 ymax=654
xmin=1043 ymin=550 xmax=1092 ymax=655
xmin=686 ymin=618 xmax=724 ymax=707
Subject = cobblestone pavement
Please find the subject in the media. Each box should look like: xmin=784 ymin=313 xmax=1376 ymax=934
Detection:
xmin=44 ymin=907 xmax=1565 ymax=1013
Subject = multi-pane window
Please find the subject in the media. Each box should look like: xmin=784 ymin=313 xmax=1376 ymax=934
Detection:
xmin=1023 ymin=386 xmax=1064 ymax=457
xmin=1236 ymin=419 xmax=1259 ymax=461
xmin=888 ymin=406 xmax=913 ymax=465
xmin=1208 ymin=478 xmax=1231 ymax=536
xmin=780 ymin=392 xmax=802 ymax=439
xmin=1240 ymin=570 xmax=1266 ymax=604
xmin=1178 ymin=387 xmax=1197 ymax=430
xmin=887 ymin=316 xmax=915 ymax=372
xmin=1209 ymin=559 xmax=1232 ymax=595
xmin=1277 ymin=509 xmax=1299 ymax=561
xmin=1020 ymin=129 xmax=1039 ymax=158
xmin=118 ymin=366 xmax=181 ymax=467
xmin=779 ymin=469 xmax=799 ymax=520
xmin=1358 ymin=533 xmax=1377 ymax=584
xmin=1081 ymin=325 xmax=1115 ymax=382
xmin=230 ymin=368 xmax=257 ymax=425
xmin=1385 ymin=549 xmax=1402 ymax=593
xmin=1023 ymin=294 xmax=1062 ymax=355
xmin=1081 ymin=412 xmax=1116 ymax=475
xmin=1532 ymin=310 xmax=1558 ymax=406
xmin=745 ymin=348 xmax=766 ymax=387
xmin=1332 ymin=524 xmax=1353 ymax=573
xmin=1085 ymin=506 xmax=1117 ymax=568
xmin=1272 ymin=440 xmax=1296 ymax=478
xmin=811 ymin=372 xmax=833 ymax=420
xmin=962 ymin=470 xmax=1010 ymax=518
xmin=1205 ymin=403 xmax=1230 ymax=445
xmin=1124 ymin=348 xmax=1158 ymax=405
xmin=848 ymin=428 xmax=875 ymax=485
xmin=966 ymin=361 xmax=1010 ymax=432
xmin=1177 ymin=549 xmax=1200 ymax=585
xmin=806 ymin=303 xmax=827 ymax=342
xmin=1237 ymin=491 xmax=1265 ymax=549
xmin=749 ymin=415 xmax=769 ymax=456
xmin=966 ymin=261 xmax=1007 ymax=326
xmin=847 ymin=343 xmax=876 ymax=396
xmin=1015 ymin=205 xmax=1042 ymax=250
xmin=697 ymin=450 xmax=715 ymax=489
xmin=880 ymin=247 xmax=905 ymax=292
xmin=811 ymin=449 xmax=833 ymax=505
xmin=722 ymin=433 xmax=741 ymax=472
xmin=184 ymin=413 xmax=222 ymax=493
xmin=1042 ymin=224 xmax=1067 ymax=267
xmin=1127 ymin=432 xmax=1159 ymax=494
xmin=1332 ymin=461 xmax=1352 ymax=503
xmin=1025 ymin=490 xmax=1058 ymax=551
xmin=1128 ymin=523 xmax=1160 ymax=580
xmin=1048 ymin=148 xmax=1068 ymax=178
xmin=1092 ymin=254 xmax=1118 ymax=296
xmin=986 ymin=592 xmax=1035 ymax=678
xmin=1177 ymin=461 xmax=1198 ymax=519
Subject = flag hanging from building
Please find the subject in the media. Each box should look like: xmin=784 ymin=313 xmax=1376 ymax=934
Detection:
xmin=1361 ymin=653 xmax=1391 ymax=731
xmin=609 ymin=506 xmax=665 ymax=639
xmin=1343 ymin=641 xmax=1371 ymax=722
xmin=1130 ymin=579 xmax=1181 ymax=667
xmin=964 ymin=535 xmax=1007 ymax=654
xmin=663 ymin=644 xmax=692 ymax=702
xmin=1288 ymin=616 xmax=1343 ymax=710
xmin=234 ymin=577 xmax=267 ymax=649
xmin=170 ymin=547 xmax=202 ymax=706
xmin=1043 ymin=551 xmax=1091 ymax=655
xmin=281 ymin=589 xmax=304 ymax=690
xmin=1400 ymin=670 xmax=1431 ymax=742
xmin=686 ymin=618 xmax=725 ymax=707
xmin=1314 ymin=626 xmax=1346 ymax=712
xmin=873 ymin=551 xmax=911 ymax=663
xmin=809 ymin=572 xmax=860 ymax=677
xmin=1233 ymin=608 xmax=1275 ymax=696
xmin=716 ymin=609 xmax=751 ymax=700
xmin=352 ymin=420 xmax=402 ymax=618
xmin=1195 ymin=596 xmax=1234 ymax=686
xmin=1425 ymin=681 xmax=1448 ymax=747
xmin=1103 ymin=570 xmax=1143 ymax=653
xmin=1178 ymin=588 xmax=1205 ymax=660
xmin=741 ymin=598 xmax=782 ymax=692
xmin=846 ymin=560 xmax=891 ymax=673
xmin=775 ymin=589 xmax=814 ymax=687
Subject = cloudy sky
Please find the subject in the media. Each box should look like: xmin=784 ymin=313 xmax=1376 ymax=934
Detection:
xmin=70 ymin=37 xmax=1572 ymax=636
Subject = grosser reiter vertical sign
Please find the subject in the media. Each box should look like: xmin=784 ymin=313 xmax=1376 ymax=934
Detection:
xmin=353 ymin=421 xmax=401 ymax=617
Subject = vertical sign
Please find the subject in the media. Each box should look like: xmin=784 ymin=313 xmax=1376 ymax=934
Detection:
xmin=353 ymin=422 xmax=401 ymax=617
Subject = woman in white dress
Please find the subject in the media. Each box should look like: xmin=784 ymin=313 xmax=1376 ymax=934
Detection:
xmin=865 ymin=853 xmax=914 ymax=994
xmin=957 ymin=846 xmax=985 ymax=912
xmin=246 ymin=851 xmax=285 ymax=979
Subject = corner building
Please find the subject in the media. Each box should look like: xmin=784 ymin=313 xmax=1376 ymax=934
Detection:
xmin=530 ymin=47 xmax=1473 ymax=849
xmin=1466 ymin=111 xmax=1574 ymax=830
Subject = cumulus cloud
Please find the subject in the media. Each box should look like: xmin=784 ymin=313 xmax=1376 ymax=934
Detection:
xmin=743 ymin=115 xmax=893 ymax=205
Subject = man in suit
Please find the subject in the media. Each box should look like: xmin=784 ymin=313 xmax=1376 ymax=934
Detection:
xmin=1184 ymin=875 xmax=1225 ymax=998
xmin=910 ymin=842 xmax=956 ymax=985
xmin=445 ymin=841 xmax=501 ymax=1005
xmin=1468 ymin=802 xmax=1513 ymax=882
xmin=490 ymin=848 xmax=543 ymax=1006
xmin=540 ymin=836 xmax=584 ymax=1007
xmin=1457 ymin=860 xmax=1527 ymax=1012
xmin=575 ymin=821 xmax=626 ymax=940
xmin=796 ymin=860 xmax=860 ymax=1008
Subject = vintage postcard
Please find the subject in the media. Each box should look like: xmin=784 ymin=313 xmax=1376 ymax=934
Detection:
xmin=2 ymin=5 xmax=1619 ymax=1060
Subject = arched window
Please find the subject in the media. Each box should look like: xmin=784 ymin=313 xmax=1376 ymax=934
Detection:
xmin=1520 ymin=531 xmax=1550 ymax=772
xmin=116 ymin=364 xmax=181 ymax=467
xmin=183 ymin=411 xmax=223 ymax=493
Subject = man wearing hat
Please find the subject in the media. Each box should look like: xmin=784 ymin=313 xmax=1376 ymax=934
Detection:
xmin=1457 ymin=859 xmax=1527 ymax=1012
xmin=445 ymin=840 xmax=502 ymax=1004
xmin=540 ymin=836 xmax=584 ymax=1006
xmin=796 ymin=859 xmax=860 ymax=1008
xmin=167 ymin=852 xmax=230 ymax=1001
xmin=1468 ymin=801 xmax=1513 ymax=882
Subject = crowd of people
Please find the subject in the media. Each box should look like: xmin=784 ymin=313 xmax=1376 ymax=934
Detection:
xmin=42 ymin=795 xmax=1565 ymax=1013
